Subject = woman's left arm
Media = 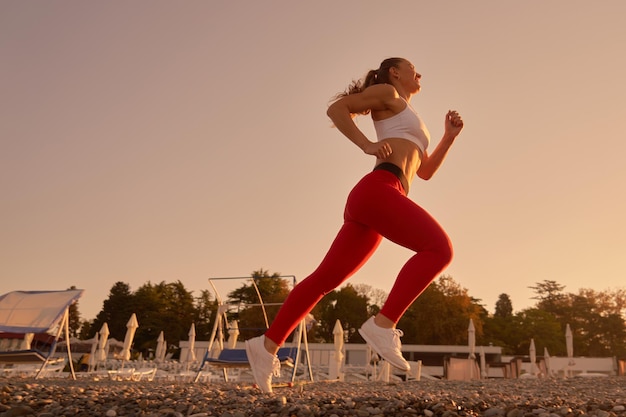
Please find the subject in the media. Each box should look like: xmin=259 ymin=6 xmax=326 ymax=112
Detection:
xmin=417 ymin=110 xmax=464 ymax=180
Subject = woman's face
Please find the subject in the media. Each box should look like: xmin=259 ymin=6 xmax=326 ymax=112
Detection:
xmin=396 ymin=60 xmax=422 ymax=94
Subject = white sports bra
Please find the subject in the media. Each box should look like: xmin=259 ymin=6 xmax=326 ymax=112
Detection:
xmin=373 ymin=101 xmax=430 ymax=154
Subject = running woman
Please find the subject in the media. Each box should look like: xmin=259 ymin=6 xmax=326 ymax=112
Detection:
xmin=246 ymin=57 xmax=464 ymax=393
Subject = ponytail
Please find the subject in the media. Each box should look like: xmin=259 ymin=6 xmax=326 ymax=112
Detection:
xmin=329 ymin=57 xmax=406 ymax=115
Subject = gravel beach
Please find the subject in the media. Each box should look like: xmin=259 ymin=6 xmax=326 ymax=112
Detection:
xmin=1 ymin=376 xmax=625 ymax=417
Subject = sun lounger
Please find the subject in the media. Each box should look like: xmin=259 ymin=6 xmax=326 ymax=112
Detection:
xmin=204 ymin=346 xmax=298 ymax=367
xmin=0 ymin=349 xmax=49 ymax=363
xmin=131 ymin=367 xmax=157 ymax=381
xmin=107 ymin=368 xmax=135 ymax=381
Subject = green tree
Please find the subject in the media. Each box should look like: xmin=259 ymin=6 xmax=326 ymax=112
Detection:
xmin=482 ymin=314 xmax=515 ymax=354
xmin=67 ymin=285 xmax=82 ymax=337
xmin=90 ymin=282 xmax=135 ymax=341
xmin=309 ymin=291 xmax=338 ymax=343
xmin=494 ymin=293 xmax=513 ymax=318
xmin=597 ymin=313 xmax=626 ymax=357
xmin=563 ymin=291 xmax=626 ymax=357
xmin=529 ymin=280 xmax=567 ymax=319
xmin=229 ymin=270 xmax=291 ymax=340
xmin=78 ymin=319 xmax=92 ymax=340
xmin=135 ymin=281 xmax=198 ymax=354
xmin=194 ymin=289 xmax=217 ymax=343
xmin=482 ymin=293 xmax=517 ymax=354
xmin=85 ymin=280 xmax=203 ymax=358
xmin=508 ymin=308 xmax=564 ymax=355
xmin=131 ymin=282 xmax=164 ymax=354
xmin=332 ymin=284 xmax=369 ymax=343
xmin=79 ymin=275 xmax=626 ymax=360
xmin=482 ymin=293 xmax=517 ymax=353
xmin=521 ymin=281 xmax=626 ymax=357
xmin=398 ymin=275 xmax=484 ymax=345
xmin=353 ymin=284 xmax=387 ymax=317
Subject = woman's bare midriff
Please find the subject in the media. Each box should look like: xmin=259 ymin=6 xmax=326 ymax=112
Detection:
xmin=375 ymin=137 xmax=422 ymax=185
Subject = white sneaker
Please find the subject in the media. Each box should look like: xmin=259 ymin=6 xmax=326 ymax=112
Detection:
xmin=358 ymin=316 xmax=410 ymax=372
xmin=245 ymin=335 xmax=280 ymax=393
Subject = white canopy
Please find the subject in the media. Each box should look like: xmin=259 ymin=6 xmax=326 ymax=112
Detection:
xmin=0 ymin=290 xmax=83 ymax=334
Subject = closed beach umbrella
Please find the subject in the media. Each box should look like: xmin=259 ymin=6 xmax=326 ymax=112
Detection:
xmin=544 ymin=347 xmax=551 ymax=377
xmin=333 ymin=319 xmax=344 ymax=354
xmin=565 ymin=324 xmax=573 ymax=360
xmin=186 ymin=323 xmax=196 ymax=363
xmin=330 ymin=319 xmax=345 ymax=380
xmin=155 ymin=331 xmax=166 ymax=363
xmin=468 ymin=319 xmax=476 ymax=379
xmin=120 ymin=313 xmax=139 ymax=362
xmin=565 ymin=323 xmax=574 ymax=376
xmin=227 ymin=320 xmax=239 ymax=349
xmin=88 ymin=333 xmax=99 ymax=371
xmin=104 ymin=339 xmax=112 ymax=359
xmin=96 ymin=323 xmax=110 ymax=363
xmin=480 ymin=346 xmax=487 ymax=379
xmin=468 ymin=319 xmax=476 ymax=359
xmin=529 ymin=338 xmax=536 ymax=376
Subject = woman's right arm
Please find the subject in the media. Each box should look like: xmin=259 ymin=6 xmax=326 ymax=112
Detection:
xmin=327 ymin=84 xmax=395 ymax=159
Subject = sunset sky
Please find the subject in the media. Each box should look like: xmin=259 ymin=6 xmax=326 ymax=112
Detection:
xmin=2 ymin=1 xmax=625 ymax=321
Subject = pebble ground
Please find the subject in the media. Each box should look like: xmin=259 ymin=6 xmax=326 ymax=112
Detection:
xmin=1 ymin=376 xmax=625 ymax=417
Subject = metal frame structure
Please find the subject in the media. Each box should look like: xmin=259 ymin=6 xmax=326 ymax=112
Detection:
xmin=0 ymin=289 xmax=83 ymax=379
xmin=194 ymin=275 xmax=313 ymax=384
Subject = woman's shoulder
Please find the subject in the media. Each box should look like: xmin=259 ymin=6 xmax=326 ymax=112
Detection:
xmin=364 ymin=84 xmax=404 ymax=114
xmin=364 ymin=83 xmax=398 ymax=99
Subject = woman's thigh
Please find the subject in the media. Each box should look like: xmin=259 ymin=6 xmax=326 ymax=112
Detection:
xmin=345 ymin=172 xmax=451 ymax=253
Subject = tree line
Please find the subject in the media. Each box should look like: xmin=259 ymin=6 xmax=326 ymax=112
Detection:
xmin=67 ymin=270 xmax=626 ymax=359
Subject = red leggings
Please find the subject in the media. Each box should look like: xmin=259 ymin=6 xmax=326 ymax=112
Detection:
xmin=265 ymin=168 xmax=453 ymax=345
